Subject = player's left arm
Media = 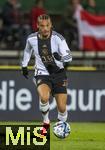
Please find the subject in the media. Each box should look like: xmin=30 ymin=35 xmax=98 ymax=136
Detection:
xmin=53 ymin=37 xmax=72 ymax=63
xmin=58 ymin=39 xmax=72 ymax=63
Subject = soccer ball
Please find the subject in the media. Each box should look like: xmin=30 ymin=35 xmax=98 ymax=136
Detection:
xmin=53 ymin=121 xmax=71 ymax=139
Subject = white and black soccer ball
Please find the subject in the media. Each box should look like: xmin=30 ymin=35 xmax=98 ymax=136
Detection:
xmin=53 ymin=121 xmax=71 ymax=139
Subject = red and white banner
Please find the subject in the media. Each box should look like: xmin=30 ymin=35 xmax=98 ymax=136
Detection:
xmin=75 ymin=6 xmax=105 ymax=51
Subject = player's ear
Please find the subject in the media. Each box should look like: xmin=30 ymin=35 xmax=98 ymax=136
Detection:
xmin=49 ymin=21 xmax=53 ymax=29
xmin=51 ymin=24 xmax=53 ymax=29
xmin=51 ymin=22 xmax=53 ymax=28
xmin=37 ymin=23 xmax=39 ymax=29
xmin=50 ymin=19 xmax=52 ymax=26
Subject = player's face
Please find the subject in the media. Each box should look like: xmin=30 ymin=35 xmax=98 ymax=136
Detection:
xmin=37 ymin=19 xmax=52 ymax=38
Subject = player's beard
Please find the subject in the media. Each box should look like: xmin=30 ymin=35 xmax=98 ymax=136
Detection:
xmin=39 ymin=30 xmax=51 ymax=39
xmin=42 ymin=34 xmax=49 ymax=38
xmin=42 ymin=32 xmax=50 ymax=39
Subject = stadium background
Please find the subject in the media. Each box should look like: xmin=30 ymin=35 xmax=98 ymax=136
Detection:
xmin=0 ymin=0 xmax=105 ymax=13
xmin=0 ymin=0 xmax=105 ymax=150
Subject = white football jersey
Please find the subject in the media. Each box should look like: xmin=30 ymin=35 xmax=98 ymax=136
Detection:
xmin=22 ymin=31 xmax=72 ymax=76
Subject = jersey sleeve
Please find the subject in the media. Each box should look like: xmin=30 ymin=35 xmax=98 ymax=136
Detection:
xmin=58 ymin=39 xmax=72 ymax=62
xmin=21 ymin=39 xmax=33 ymax=67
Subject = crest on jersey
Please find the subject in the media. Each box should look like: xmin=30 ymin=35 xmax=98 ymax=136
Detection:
xmin=42 ymin=44 xmax=48 ymax=55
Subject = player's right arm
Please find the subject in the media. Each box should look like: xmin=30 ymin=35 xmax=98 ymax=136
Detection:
xmin=21 ymin=38 xmax=33 ymax=79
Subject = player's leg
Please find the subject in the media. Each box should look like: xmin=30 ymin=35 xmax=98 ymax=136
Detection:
xmin=33 ymin=75 xmax=52 ymax=124
xmin=37 ymin=83 xmax=51 ymax=124
xmin=52 ymin=69 xmax=68 ymax=122
xmin=55 ymin=93 xmax=68 ymax=122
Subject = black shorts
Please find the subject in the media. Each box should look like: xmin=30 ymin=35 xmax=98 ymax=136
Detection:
xmin=34 ymin=69 xmax=68 ymax=95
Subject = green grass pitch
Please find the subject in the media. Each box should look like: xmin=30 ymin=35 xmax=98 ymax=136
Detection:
xmin=0 ymin=122 xmax=105 ymax=150
xmin=51 ymin=122 xmax=105 ymax=150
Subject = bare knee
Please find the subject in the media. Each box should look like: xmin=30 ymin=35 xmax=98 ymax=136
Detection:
xmin=37 ymin=84 xmax=51 ymax=103
xmin=40 ymin=93 xmax=50 ymax=103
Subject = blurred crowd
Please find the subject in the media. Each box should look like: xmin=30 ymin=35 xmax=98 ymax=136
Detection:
xmin=0 ymin=0 xmax=47 ymax=50
xmin=0 ymin=0 xmax=100 ymax=50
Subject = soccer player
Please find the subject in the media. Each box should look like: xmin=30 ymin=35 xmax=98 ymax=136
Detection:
xmin=21 ymin=14 xmax=72 ymax=133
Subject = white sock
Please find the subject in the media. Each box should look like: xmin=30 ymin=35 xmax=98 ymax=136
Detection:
xmin=39 ymin=101 xmax=50 ymax=124
xmin=58 ymin=110 xmax=68 ymax=122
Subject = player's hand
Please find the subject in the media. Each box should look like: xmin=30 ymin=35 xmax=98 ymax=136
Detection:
xmin=22 ymin=67 xmax=28 ymax=79
xmin=53 ymin=52 xmax=62 ymax=61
